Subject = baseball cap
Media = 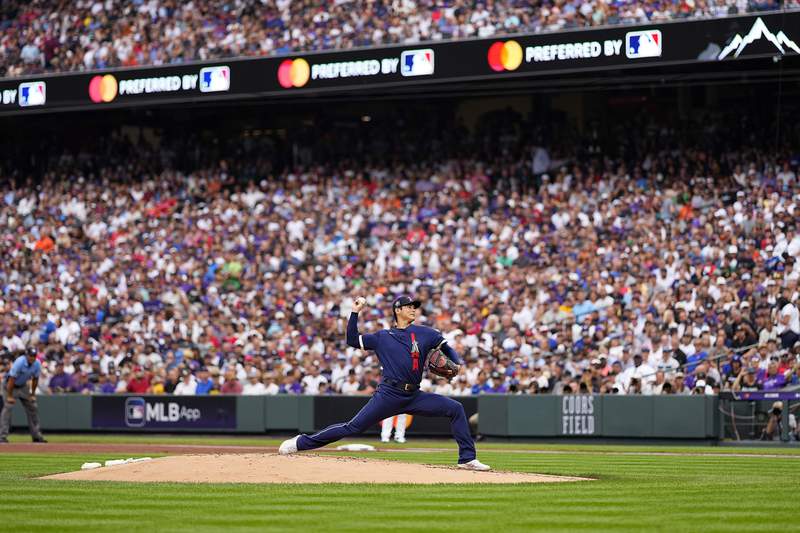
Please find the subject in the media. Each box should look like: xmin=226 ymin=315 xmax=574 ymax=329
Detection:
xmin=392 ymin=295 xmax=421 ymax=309
xmin=695 ymin=379 xmax=707 ymax=388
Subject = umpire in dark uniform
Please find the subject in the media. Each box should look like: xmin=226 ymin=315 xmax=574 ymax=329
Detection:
xmin=0 ymin=347 xmax=47 ymax=443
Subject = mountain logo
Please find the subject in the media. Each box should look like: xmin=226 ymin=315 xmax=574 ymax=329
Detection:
xmin=718 ymin=17 xmax=800 ymax=59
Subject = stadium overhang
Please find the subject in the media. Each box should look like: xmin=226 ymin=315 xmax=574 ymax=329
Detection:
xmin=1 ymin=11 xmax=799 ymax=116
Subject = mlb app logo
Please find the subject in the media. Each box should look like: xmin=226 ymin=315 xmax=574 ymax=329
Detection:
xmin=400 ymin=49 xmax=435 ymax=77
xmin=625 ymin=30 xmax=662 ymax=59
xmin=199 ymin=66 xmax=231 ymax=92
xmin=18 ymin=81 xmax=46 ymax=106
xmin=125 ymin=397 xmax=146 ymax=427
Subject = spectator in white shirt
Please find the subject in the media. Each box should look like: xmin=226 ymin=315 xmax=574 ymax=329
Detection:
xmin=301 ymin=365 xmax=328 ymax=395
xmin=655 ymin=348 xmax=680 ymax=378
xmin=340 ymin=370 xmax=361 ymax=395
xmin=432 ymin=377 xmax=454 ymax=395
xmin=450 ymin=376 xmax=471 ymax=396
xmin=691 ymin=379 xmax=714 ymax=395
xmin=650 ymin=370 xmax=668 ymax=395
xmin=242 ymin=369 xmax=267 ymax=395
xmin=173 ymin=372 xmax=197 ymax=395
xmin=330 ymin=356 xmax=350 ymax=392
xmin=672 ymin=372 xmax=691 ymax=395
xmin=263 ymin=375 xmax=280 ymax=395
xmin=618 ymin=353 xmax=655 ymax=392
xmin=778 ymin=296 xmax=800 ymax=348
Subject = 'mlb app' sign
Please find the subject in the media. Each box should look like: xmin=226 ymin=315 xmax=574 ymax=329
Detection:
xmin=92 ymin=395 xmax=236 ymax=430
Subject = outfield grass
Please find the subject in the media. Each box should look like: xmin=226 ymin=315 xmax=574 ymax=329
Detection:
xmin=1 ymin=438 xmax=798 ymax=532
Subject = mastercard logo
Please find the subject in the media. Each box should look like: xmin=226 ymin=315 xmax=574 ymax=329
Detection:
xmin=277 ymin=58 xmax=310 ymax=89
xmin=88 ymin=74 xmax=118 ymax=103
xmin=487 ymin=40 xmax=523 ymax=72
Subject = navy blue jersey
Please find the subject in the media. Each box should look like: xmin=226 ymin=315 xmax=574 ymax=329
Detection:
xmin=346 ymin=312 xmax=461 ymax=384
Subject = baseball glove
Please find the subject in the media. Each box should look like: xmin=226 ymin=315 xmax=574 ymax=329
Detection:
xmin=427 ymin=349 xmax=460 ymax=379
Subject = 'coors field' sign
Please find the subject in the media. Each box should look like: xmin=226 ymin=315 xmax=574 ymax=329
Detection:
xmin=560 ymin=395 xmax=598 ymax=436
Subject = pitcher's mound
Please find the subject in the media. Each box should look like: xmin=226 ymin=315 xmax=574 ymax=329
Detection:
xmin=42 ymin=454 xmax=590 ymax=484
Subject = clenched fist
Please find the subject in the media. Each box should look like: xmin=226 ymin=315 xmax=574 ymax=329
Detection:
xmin=352 ymin=297 xmax=367 ymax=313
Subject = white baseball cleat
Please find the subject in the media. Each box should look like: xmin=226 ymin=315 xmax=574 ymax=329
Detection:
xmin=380 ymin=438 xmax=390 ymax=443
xmin=279 ymin=435 xmax=300 ymax=455
xmin=394 ymin=437 xmax=406 ymax=443
xmin=457 ymin=459 xmax=491 ymax=471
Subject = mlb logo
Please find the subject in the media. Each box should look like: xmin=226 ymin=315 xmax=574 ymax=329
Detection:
xmin=625 ymin=30 xmax=662 ymax=59
xmin=18 ymin=81 xmax=46 ymax=107
xmin=400 ymin=49 xmax=435 ymax=77
xmin=125 ymin=397 xmax=146 ymax=427
xmin=199 ymin=66 xmax=231 ymax=93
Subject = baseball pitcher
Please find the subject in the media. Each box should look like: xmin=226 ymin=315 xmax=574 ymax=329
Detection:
xmin=279 ymin=295 xmax=489 ymax=471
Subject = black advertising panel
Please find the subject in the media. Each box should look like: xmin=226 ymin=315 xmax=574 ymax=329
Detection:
xmin=0 ymin=12 xmax=798 ymax=116
xmin=92 ymin=395 xmax=236 ymax=430
xmin=312 ymin=395 xmax=477 ymax=435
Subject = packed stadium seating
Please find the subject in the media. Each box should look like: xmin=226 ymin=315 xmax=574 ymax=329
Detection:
xmin=1 ymin=0 xmax=797 ymax=78
xmin=0 ymin=105 xmax=798 ymax=398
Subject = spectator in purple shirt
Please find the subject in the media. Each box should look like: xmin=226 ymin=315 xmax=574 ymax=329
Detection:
xmin=73 ymin=372 xmax=95 ymax=394
xmin=285 ymin=377 xmax=304 ymax=395
xmin=488 ymin=372 xmax=509 ymax=393
xmin=98 ymin=374 xmax=117 ymax=394
xmin=761 ymin=360 xmax=798 ymax=391
xmin=48 ymin=363 xmax=73 ymax=393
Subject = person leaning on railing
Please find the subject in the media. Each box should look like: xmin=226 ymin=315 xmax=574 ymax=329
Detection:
xmin=732 ymin=366 xmax=763 ymax=392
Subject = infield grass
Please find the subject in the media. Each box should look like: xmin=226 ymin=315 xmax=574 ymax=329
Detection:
xmin=0 ymin=439 xmax=798 ymax=532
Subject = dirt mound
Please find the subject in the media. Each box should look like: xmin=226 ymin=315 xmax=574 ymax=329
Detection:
xmin=41 ymin=454 xmax=590 ymax=484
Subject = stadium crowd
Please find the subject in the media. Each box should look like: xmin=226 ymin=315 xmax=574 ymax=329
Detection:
xmin=1 ymin=0 xmax=798 ymax=78
xmin=0 ymin=105 xmax=799 ymax=401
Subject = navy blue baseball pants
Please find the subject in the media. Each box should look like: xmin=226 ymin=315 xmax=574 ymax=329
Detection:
xmin=296 ymin=384 xmax=476 ymax=463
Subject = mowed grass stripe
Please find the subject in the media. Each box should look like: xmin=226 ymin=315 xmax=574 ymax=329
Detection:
xmin=18 ymin=500 xmax=791 ymax=533
xmin=2 ymin=450 xmax=799 ymax=532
